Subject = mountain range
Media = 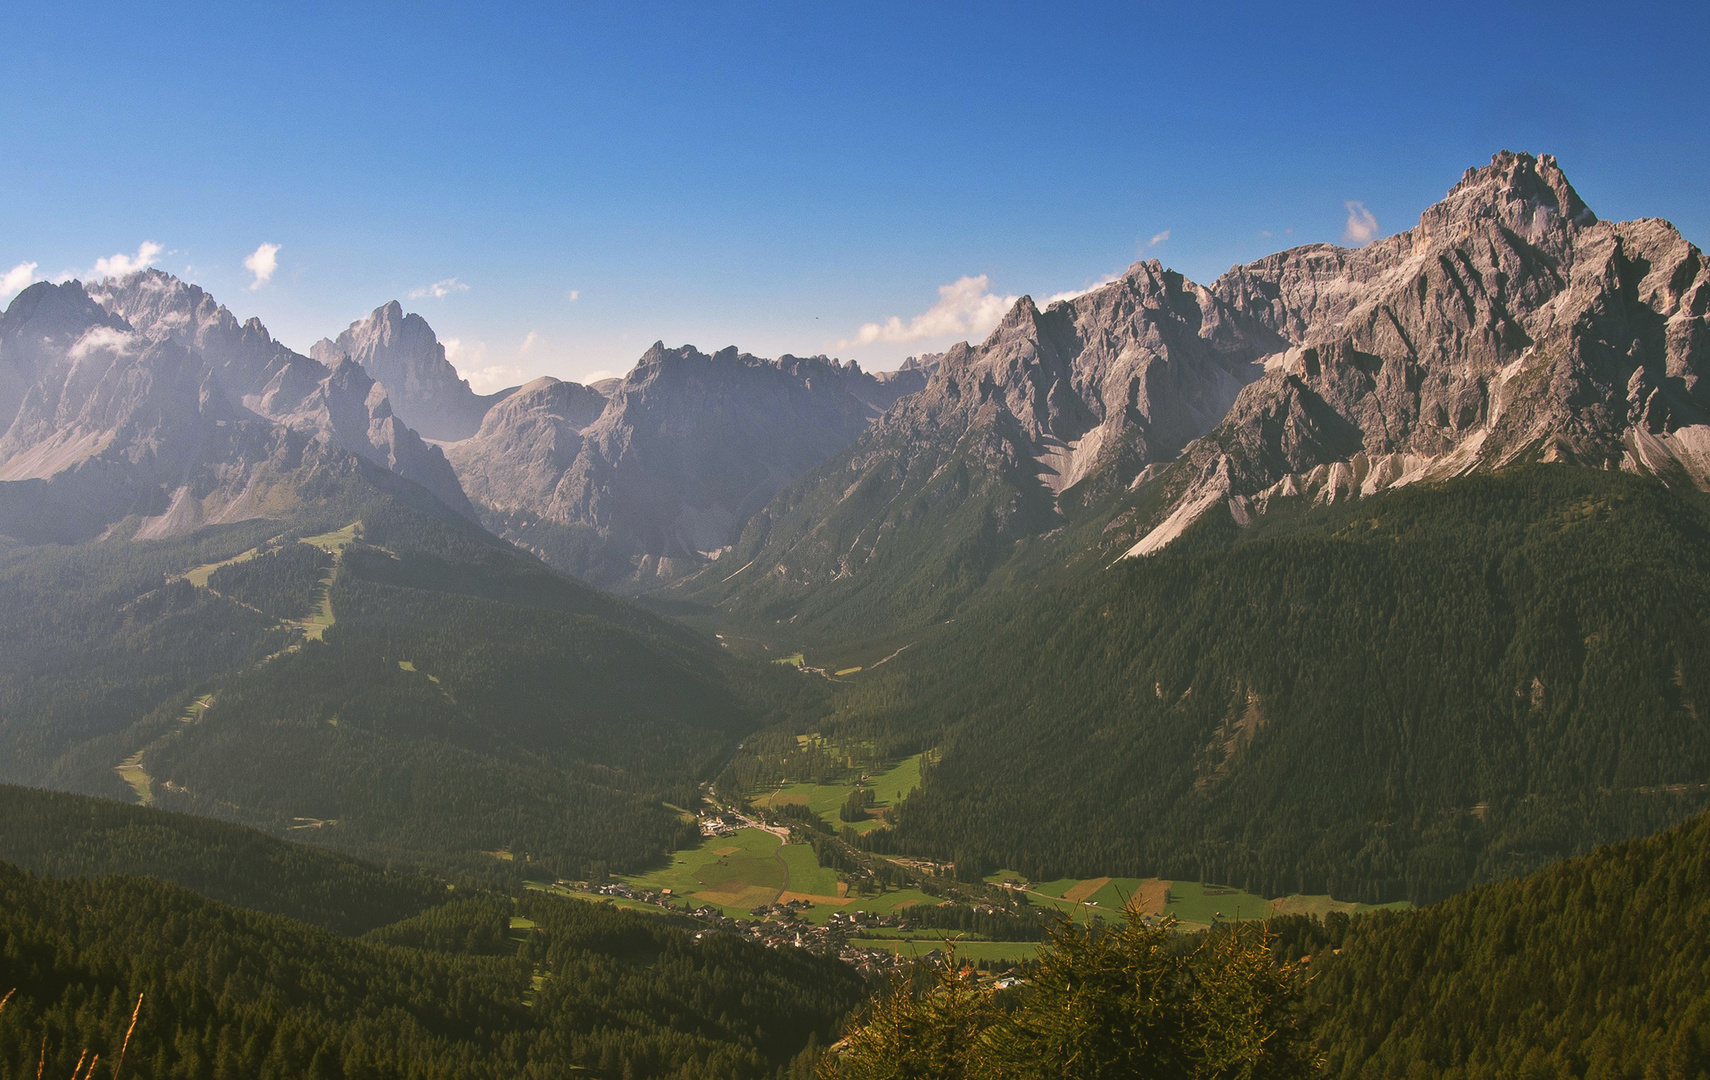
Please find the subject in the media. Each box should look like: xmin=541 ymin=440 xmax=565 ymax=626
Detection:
xmin=4 ymin=148 xmax=1710 ymax=1077
xmin=678 ymin=152 xmax=1710 ymax=639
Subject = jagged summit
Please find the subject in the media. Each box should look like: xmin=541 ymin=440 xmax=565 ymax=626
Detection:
xmin=311 ymin=300 xmax=510 ymax=440
xmin=1114 ymin=149 xmax=1709 ymax=554
xmin=444 ymin=340 xmax=929 ymax=586
xmin=681 ymin=151 xmax=1710 ymax=632
xmin=0 ymin=271 xmax=473 ymax=541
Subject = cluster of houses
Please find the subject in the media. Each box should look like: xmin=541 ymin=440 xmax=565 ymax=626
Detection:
xmin=566 ymin=878 xmax=923 ymax=972
xmin=698 ymin=812 xmax=741 ymax=837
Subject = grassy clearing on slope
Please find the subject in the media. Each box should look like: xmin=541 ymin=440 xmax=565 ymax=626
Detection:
xmin=1008 ymin=874 xmax=1403 ymax=928
xmin=298 ymin=523 xmax=361 ymax=553
xmin=183 ymin=546 xmax=264 ymax=588
xmin=626 ymin=827 xmax=788 ymax=914
xmin=751 ymin=752 xmax=929 ymax=834
xmin=778 ymin=843 xmax=842 ymax=898
xmin=114 ymin=752 xmax=152 ymax=804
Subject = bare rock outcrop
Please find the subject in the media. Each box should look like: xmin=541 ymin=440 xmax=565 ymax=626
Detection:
xmin=311 ymin=301 xmax=513 ymax=440
xmin=1117 ymin=151 xmax=1710 ymax=555
xmin=0 ymin=273 xmax=474 ymax=542
xmin=446 ymin=344 xmax=926 ymax=585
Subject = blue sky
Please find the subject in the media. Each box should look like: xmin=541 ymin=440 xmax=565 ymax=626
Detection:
xmin=3 ymin=1 xmax=1706 ymax=388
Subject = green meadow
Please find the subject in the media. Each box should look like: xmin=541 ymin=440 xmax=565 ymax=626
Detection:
xmin=752 ymin=751 xmax=928 ymax=834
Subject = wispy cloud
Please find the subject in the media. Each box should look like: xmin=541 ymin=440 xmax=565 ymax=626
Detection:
xmin=1042 ymin=273 xmax=1121 ymax=306
xmin=1146 ymin=229 xmax=1171 ymax=248
xmin=566 ymin=289 xmax=580 ymax=303
xmin=1 ymin=261 xmax=40 ymax=303
xmin=409 ymin=276 xmax=469 ymax=300
xmin=520 ymin=330 xmax=540 ymax=353
xmin=444 ymin=336 xmax=528 ymax=394
xmin=841 ymin=275 xmax=1018 ymax=347
xmin=91 ymin=242 xmax=163 ymax=280
xmin=243 ymin=243 xmax=280 ymax=289
xmin=1342 ymin=201 xmax=1380 ymax=246
xmin=69 ymin=325 xmax=134 ymax=360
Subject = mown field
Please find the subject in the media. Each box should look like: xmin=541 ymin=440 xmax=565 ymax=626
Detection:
xmin=751 ymin=751 xmax=927 ymax=834
xmin=848 ymin=938 xmax=1042 ymax=963
xmin=996 ymin=872 xmax=1406 ymax=928
xmin=622 ymin=826 xmax=947 ymax=920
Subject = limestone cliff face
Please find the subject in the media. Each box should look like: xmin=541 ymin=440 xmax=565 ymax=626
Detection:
xmin=0 ymin=274 xmax=473 ymax=542
xmin=445 ymin=376 xmax=608 ymax=515
xmin=445 ymin=344 xmax=925 ymax=586
xmin=311 ymin=301 xmax=511 ymax=440
xmin=1116 ymin=151 xmax=1710 ymax=555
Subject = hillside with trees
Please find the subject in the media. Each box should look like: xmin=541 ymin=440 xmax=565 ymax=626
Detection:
xmin=749 ymin=466 xmax=1710 ymax=904
xmin=0 ymin=858 xmax=861 ymax=1079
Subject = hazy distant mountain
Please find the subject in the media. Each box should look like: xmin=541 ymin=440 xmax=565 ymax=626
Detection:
xmin=0 ymin=272 xmax=472 ymax=542
xmin=446 ymin=343 xmax=929 ymax=586
xmin=311 ymin=300 xmax=513 ymax=441
xmin=685 ymin=152 xmax=1710 ymax=634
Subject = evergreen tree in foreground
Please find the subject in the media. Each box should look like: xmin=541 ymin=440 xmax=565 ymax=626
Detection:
xmin=823 ymin=910 xmax=1314 ymax=1080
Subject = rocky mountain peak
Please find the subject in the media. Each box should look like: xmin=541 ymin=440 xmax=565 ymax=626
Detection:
xmin=0 ymin=272 xmax=476 ymax=542
xmin=1418 ymin=150 xmax=1596 ymax=249
xmin=445 ymin=341 xmax=934 ymax=585
xmin=1111 ymin=151 xmax=1710 ymax=558
xmin=3 ymin=280 xmax=128 ymax=350
xmin=313 ymin=301 xmax=504 ymax=441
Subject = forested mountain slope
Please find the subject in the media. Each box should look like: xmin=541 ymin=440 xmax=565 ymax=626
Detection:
xmin=1303 ymin=807 xmax=1710 ymax=1079
xmin=0 ymin=860 xmax=861 ymax=1079
xmin=0 ymin=784 xmax=443 ymax=935
xmin=790 ymin=466 xmax=1710 ymax=903
xmin=0 ymin=448 xmax=778 ymax=879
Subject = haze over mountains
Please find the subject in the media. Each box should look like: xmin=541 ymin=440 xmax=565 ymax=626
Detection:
xmin=1 ymin=150 xmax=1706 ymax=871
xmin=311 ymin=300 xmax=510 ymax=442
xmin=449 ymin=345 xmax=929 ymax=585
xmin=4 ymin=148 xmax=1710 ymax=1079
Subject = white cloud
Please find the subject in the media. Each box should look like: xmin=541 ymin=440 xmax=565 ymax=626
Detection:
xmin=1147 ymin=229 xmax=1171 ymax=248
xmin=1041 ymin=273 xmax=1121 ymax=306
xmin=69 ymin=325 xmax=134 ymax=360
xmin=1342 ymin=201 xmax=1380 ymax=246
xmin=444 ymin=336 xmax=529 ymax=393
xmin=841 ymin=275 xmax=1019 ymax=347
xmin=409 ymin=277 xmax=469 ymax=300
xmin=91 ymin=242 xmax=163 ymax=280
xmin=463 ymin=365 xmax=525 ymax=392
xmin=243 ymin=243 xmax=280 ymax=289
xmin=1 ymin=261 xmax=40 ymax=303
xmin=566 ymin=289 xmax=580 ymax=302
xmin=520 ymin=330 xmax=540 ymax=353
xmin=583 ymin=369 xmax=617 ymax=384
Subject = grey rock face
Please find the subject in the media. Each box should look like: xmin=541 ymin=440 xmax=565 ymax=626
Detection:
xmin=312 ymin=301 xmax=511 ymax=440
xmin=1117 ymin=151 xmax=1710 ymax=555
xmin=446 ymin=343 xmax=926 ymax=585
xmin=0 ymin=274 xmax=473 ymax=542
xmin=446 ymin=375 xmax=608 ymax=513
